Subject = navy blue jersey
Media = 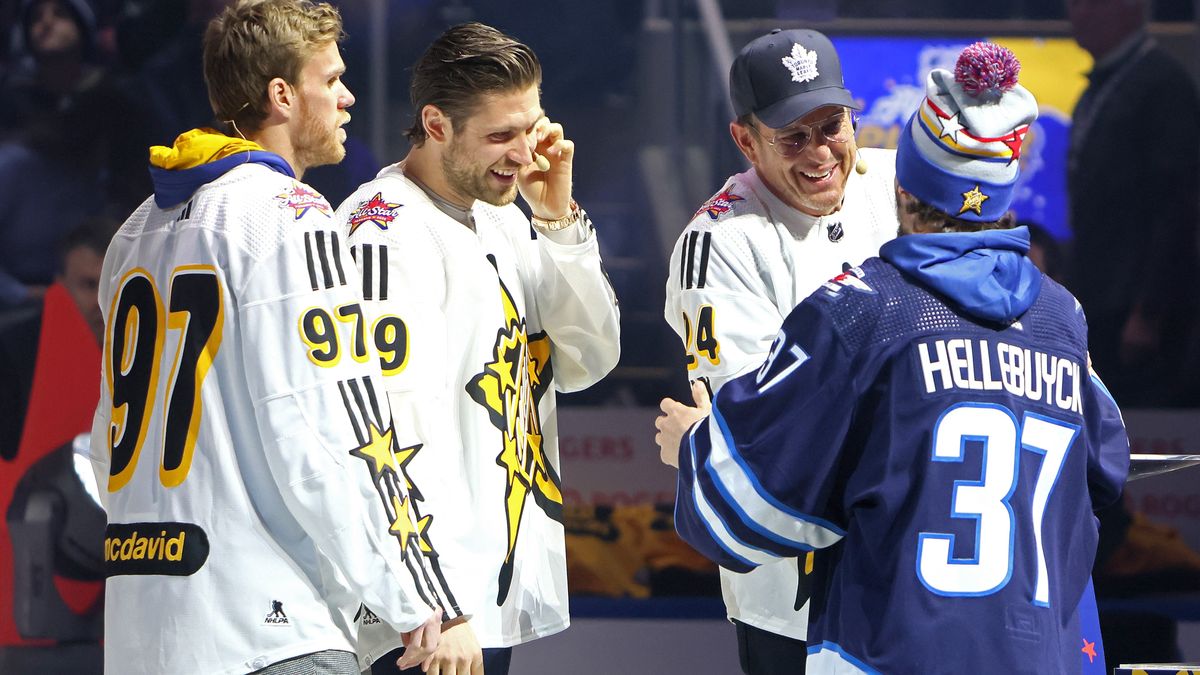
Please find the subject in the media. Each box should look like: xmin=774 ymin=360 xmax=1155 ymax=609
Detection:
xmin=675 ymin=257 xmax=1129 ymax=674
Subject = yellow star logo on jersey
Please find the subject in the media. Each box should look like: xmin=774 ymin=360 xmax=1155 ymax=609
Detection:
xmin=959 ymin=185 xmax=989 ymax=216
xmin=467 ymin=276 xmax=562 ymax=604
xmin=348 ymin=423 xmax=398 ymax=478
xmin=393 ymin=441 xmax=421 ymax=492
xmin=415 ymin=514 xmax=434 ymax=554
xmin=389 ymin=493 xmax=418 ymax=549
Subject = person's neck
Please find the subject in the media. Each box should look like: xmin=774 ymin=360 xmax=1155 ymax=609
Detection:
xmin=402 ymin=145 xmax=472 ymax=210
xmin=247 ymin=126 xmax=301 ymax=179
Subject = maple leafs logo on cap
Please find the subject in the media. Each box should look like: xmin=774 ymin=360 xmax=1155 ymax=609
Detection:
xmin=782 ymin=43 xmax=819 ymax=84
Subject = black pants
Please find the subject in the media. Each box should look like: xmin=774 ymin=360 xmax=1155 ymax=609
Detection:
xmin=734 ymin=619 xmax=808 ymax=675
xmin=371 ymin=646 xmax=512 ymax=675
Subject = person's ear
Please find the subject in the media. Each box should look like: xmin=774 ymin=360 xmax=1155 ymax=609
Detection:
xmin=266 ymin=77 xmax=294 ymax=119
xmin=730 ymin=120 xmax=759 ymax=165
xmin=422 ymin=105 xmax=451 ymax=144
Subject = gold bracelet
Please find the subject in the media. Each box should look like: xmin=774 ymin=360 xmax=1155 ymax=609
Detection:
xmin=531 ymin=200 xmax=581 ymax=231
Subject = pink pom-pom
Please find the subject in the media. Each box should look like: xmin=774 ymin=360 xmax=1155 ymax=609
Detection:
xmin=954 ymin=42 xmax=1020 ymax=98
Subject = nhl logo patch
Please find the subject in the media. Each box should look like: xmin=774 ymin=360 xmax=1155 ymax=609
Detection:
xmin=275 ymin=184 xmax=331 ymax=220
xmin=826 ymin=221 xmax=844 ymax=242
xmin=348 ymin=192 xmax=403 ymax=236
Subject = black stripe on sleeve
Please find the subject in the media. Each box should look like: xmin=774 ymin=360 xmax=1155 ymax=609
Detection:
xmin=402 ymin=548 xmax=437 ymax=609
xmin=331 ymin=232 xmax=347 ymax=287
xmin=697 ymin=232 xmax=712 ymax=289
xmin=304 ymin=233 xmax=320 ymax=292
xmin=378 ymin=245 xmax=389 ymax=302
xmin=684 ymin=231 xmax=697 ymax=290
xmin=679 ymin=234 xmax=688 ymax=290
xmin=338 ymin=381 xmax=366 ymax=445
xmin=362 ymin=376 xmax=384 ymax=430
xmin=314 ymin=230 xmax=335 ymax=289
xmin=361 ymin=244 xmax=374 ymax=301
xmin=345 ymin=379 xmax=372 ymax=433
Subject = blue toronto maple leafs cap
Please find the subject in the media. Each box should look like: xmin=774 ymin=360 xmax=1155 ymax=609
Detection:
xmin=730 ymin=28 xmax=860 ymax=129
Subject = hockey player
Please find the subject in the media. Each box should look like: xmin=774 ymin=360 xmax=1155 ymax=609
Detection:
xmin=664 ymin=28 xmax=897 ymax=673
xmin=656 ymin=42 xmax=1129 ymax=673
xmin=336 ymin=23 xmax=621 ymax=675
xmin=88 ymin=2 xmax=445 ymax=673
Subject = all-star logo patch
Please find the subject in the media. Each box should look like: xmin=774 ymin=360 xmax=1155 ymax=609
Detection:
xmin=348 ymin=192 xmax=403 ymax=236
xmin=783 ymin=42 xmax=819 ymax=83
xmin=695 ymin=189 xmax=745 ymax=221
xmin=275 ymin=183 xmax=331 ymax=220
xmin=264 ymin=600 xmax=290 ymax=626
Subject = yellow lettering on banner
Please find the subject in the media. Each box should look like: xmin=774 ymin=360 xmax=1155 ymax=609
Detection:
xmin=166 ymin=532 xmax=185 ymax=561
xmin=121 ymin=532 xmax=137 ymax=559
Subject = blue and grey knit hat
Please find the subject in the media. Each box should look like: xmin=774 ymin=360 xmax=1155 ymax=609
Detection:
xmin=895 ymin=42 xmax=1038 ymax=222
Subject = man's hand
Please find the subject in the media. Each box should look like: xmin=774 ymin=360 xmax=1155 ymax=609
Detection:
xmin=395 ymin=607 xmax=442 ymax=670
xmin=655 ymin=380 xmax=712 ymax=468
xmin=518 ymin=116 xmax=574 ymax=221
xmin=421 ymin=618 xmax=483 ymax=675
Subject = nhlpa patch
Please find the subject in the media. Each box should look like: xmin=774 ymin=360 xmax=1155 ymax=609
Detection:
xmin=348 ymin=192 xmax=402 ymax=235
xmin=275 ymin=183 xmax=332 ymax=220
xmin=820 ymin=266 xmax=874 ymax=296
xmin=695 ymin=189 xmax=745 ymax=221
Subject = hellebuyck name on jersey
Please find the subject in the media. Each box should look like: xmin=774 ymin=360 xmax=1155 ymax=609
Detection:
xmin=916 ymin=338 xmax=1084 ymax=414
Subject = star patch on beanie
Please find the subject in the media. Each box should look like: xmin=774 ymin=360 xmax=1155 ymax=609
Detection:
xmin=895 ymin=42 xmax=1038 ymax=222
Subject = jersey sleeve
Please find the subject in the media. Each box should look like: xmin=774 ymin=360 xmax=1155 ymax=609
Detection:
xmin=1080 ymin=363 xmax=1130 ymax=510
xmin=341 ymin=205 xmax=478 ymax=625
xmin=664 ymin=222 xmax=786 ymax=391
xmin=674 ymin=298 xmax=858 ymax=572
xmin=236 ymin=211 xmax=440 ymax=633
xmin=519 ymin=207 xmax=621 ymax=392
xmin=88 ymin=375 xmax=113 ymax=513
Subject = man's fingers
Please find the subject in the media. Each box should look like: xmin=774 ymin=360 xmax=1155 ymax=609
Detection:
xmin=396 ymin=609 xmax=442 ymax=669
xmin=691 ymin=379 xmax=712 ymax=410
xmin=395 ymin=643 xmax=420 ymax=670
xmin=537 ymin=120 xmax=564 ymax=146
xmin=659 ymin=396 xmax=682 ymax=414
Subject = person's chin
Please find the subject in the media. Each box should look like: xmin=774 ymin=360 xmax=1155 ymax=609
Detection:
xmin=480 ymin=185 xmax=519 ymax=207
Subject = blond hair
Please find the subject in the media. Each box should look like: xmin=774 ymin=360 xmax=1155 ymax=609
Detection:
xmin=203 ymin=0 xmax=344 ymax=133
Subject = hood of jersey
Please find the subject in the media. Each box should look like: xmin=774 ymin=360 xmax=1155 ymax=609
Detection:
xmin=149 ymin=128 xmax=294 ymax=208
xmin=878 ymin=226 xmax=1041 ymax=323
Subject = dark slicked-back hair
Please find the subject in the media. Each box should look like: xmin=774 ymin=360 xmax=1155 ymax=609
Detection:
xmin=405 ymin=22 xmax=541 ymax=146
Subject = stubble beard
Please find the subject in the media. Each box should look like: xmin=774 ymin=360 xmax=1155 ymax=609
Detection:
xmin=294 ymin=103 xmax=345 ymax=174
xmin=442 ymin=139 xmax=519 ymax=207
